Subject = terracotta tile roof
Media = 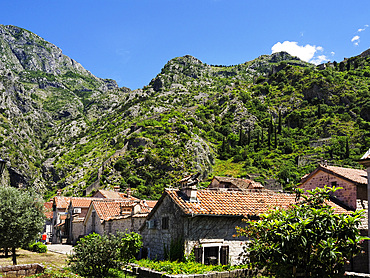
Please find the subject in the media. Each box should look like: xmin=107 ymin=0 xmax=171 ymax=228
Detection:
xmin=54 ymin=196 xmax=71 ymax=210
xmin=143 ymin=200 xmax=158 ymax=209
xmin=212 ymin=176 xmax=264 ymax=190
xmin=165 ymin=189 xmax=349 ymax=217
xmin=92 ymin=200 xmax=140 ymax=222
xmin=301 ymin=164 xmax=367 ymax=185
xmin=94 ymin=189 xmax=140 ymax=201
xmin=70 ymin=197 xmax=100 ymax=208
xmin=43 ymin=201 xmax=53 ymax=219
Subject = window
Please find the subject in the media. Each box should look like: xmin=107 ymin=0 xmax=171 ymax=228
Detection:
xmin=331 ymin=181 xmax=338 ymax=187
xmin=162 ymin=217 xmax=169 ymax=230
xmin=194 ymin=245 xmax=229 ymax=265
xmin=107 ymin=222 xmax=112 ymax=234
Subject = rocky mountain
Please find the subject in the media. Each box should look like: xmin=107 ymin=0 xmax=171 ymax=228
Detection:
xmin=0 ymin=25 xmax=369 ymax=200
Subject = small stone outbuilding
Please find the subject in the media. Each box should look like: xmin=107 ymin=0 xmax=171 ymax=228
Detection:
xmin=208 ymin=176 xmax=263 ymax=191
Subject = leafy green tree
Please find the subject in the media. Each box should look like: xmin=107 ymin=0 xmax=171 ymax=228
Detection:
xmin=237 ymin=187 xmax=367 ymax=278
xmin=0 ymin=187 xmax=45 ymax=265
xmin=68 ymin=233 xmax=117 ymax=278
xmin=116 ymin=232 xmax=143 ymax=272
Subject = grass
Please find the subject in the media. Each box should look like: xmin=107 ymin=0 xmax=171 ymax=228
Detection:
xmin=212 ymin=158 xmax=247 ymax=177
xmin=0 ymin=249 xmax=68 ymax=268
xmin=0 ymin=248 xmax=138 ymax=278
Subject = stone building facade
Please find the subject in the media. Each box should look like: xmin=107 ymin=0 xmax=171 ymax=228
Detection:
xmin=299 ymin=164 xmax=367 ymax=210
xmin=140 ymin=185 xmax=348 ymax=265
xmin=83 ymin=199 xmax=149 ymax=240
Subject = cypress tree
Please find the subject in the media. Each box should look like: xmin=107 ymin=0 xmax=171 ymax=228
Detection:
xmin=345 ymin=137 xmax=350 ymax=159
xmin=255 ymin=130 xmax=260 ymax=151
xmin=278 ymin=110 xmax=282 ymax=134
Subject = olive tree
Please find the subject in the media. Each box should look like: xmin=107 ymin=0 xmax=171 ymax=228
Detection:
xmin=0 ymin=186 xmax=45 ymax=265
xmin=237 ymin=186 xmax=367 ymax=278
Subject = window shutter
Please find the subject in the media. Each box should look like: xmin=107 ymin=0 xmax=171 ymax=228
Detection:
xmin=220 ymin=246 xmax=229 ymax=265
xmin=194 ymin=247 xmax=203 ymax=263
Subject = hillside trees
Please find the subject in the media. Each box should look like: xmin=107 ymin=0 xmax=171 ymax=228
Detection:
xmin=0 ymin=186 xmax=45 ymax=265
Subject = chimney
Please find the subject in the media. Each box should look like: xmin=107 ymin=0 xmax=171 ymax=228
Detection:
xmin=180 ymin=173 xmax=200 ymax=202
xmin=57 ymin=190 xmax=62 ymax=196
xmin=126 ymin=188 xmax=131 ymax=198
xmin=114 ymin=185 xmax=120 ymax=192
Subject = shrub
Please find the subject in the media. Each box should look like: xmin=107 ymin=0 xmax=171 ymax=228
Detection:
xmin=68 ymin=233 xmax=118 ymax=278
xmin=68 ymin=232 xmax=142 ymax=278
xmin=32 ymin=242 xmax=47 ymax=253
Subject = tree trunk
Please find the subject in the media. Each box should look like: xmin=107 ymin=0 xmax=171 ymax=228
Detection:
xmin=12 ymin=247 xmax=16 ymax=265
xmin=5 ymin=248 xmax=8 ymax=257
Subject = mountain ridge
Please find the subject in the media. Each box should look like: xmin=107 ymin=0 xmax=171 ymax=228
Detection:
xmin=0 ymin=25 xmax=369 ymax=200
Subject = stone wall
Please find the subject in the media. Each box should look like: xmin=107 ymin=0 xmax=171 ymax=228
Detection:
xmin=0 ymin=263 xmax=44 ymax=276
xmin=300 ymin=170 xmax=360 ymax=209
xmin=141 ymin=195 xmax=183 ymax=260
xmin=71 ymin=220 xmax=85 ymax=244
xmin=84 ymin=210 xmax=104 ymax=235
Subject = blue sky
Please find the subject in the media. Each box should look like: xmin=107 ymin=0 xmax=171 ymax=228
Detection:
xmin=1 ymin=1 xmax=369 ymax=90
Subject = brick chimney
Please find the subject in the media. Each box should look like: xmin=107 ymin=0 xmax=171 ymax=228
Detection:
xmin=180 ymin=173 xmax=200 ymax=202
xmin=56 ymin=189 xmax=62 ymax=196
xmin=126 ymin=188 xmax=131 ymax=198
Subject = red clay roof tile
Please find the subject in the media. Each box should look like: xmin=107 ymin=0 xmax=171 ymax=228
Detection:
xmin=319 ymin=165 xmax=367 ymax=185
xmin=165 ymin=189 xmax=349 ymax=217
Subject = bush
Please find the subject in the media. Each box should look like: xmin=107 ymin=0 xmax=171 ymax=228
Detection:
xmin=32 ymin=242 xmax=47 ymax=253
xmin=26 ymin=241 xmax=47 ymax=253
xmin=68 ymin=232 xmax=142 ymax=278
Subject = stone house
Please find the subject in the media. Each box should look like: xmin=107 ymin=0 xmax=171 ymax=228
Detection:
xmin=299 ymin=163 xmax=368 ymax=273
xmin=83 ymin=199 xmax=152 ymax=237
xmin=92 ymin=187 xmax=140 ymax=201
xmin=65 ymin=197 xmax=101 ymax=244
xmin=299 ymin=164 xmax=367 ymax=211
xmin=50 ymin=187 xmax=155 ymax=244
xmin=208 ymin=176 xmax=264 ymax=191
xmin=140 ymin=180 xmax=349 ymax=265
xmin=51 ymin=193 xmax=71 ymax=243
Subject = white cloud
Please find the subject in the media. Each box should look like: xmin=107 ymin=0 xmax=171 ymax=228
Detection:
xmin=358 ymin=24 xmax=369 ymax=32
xmin=331 ymin=51 xmax=335 ymax=56
xmin=310 ymin=55 xmax=329 ymax=65
xmin=351 ymin=35 xmax=360 ymax=42
xmin=271 ymin=41 xmax=328 ymax=64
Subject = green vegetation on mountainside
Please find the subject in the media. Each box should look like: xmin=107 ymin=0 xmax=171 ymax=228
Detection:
xmin=55 ymin=53 xmax=370 ymax=198
xmin=0 ymin=25 xmax=369 ymax=200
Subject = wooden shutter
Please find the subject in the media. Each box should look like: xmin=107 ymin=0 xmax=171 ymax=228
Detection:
xmin=220 ymin=246 xmax=229 ymax=265
xmin=194 ymin=247 xmax=203 ymax=263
